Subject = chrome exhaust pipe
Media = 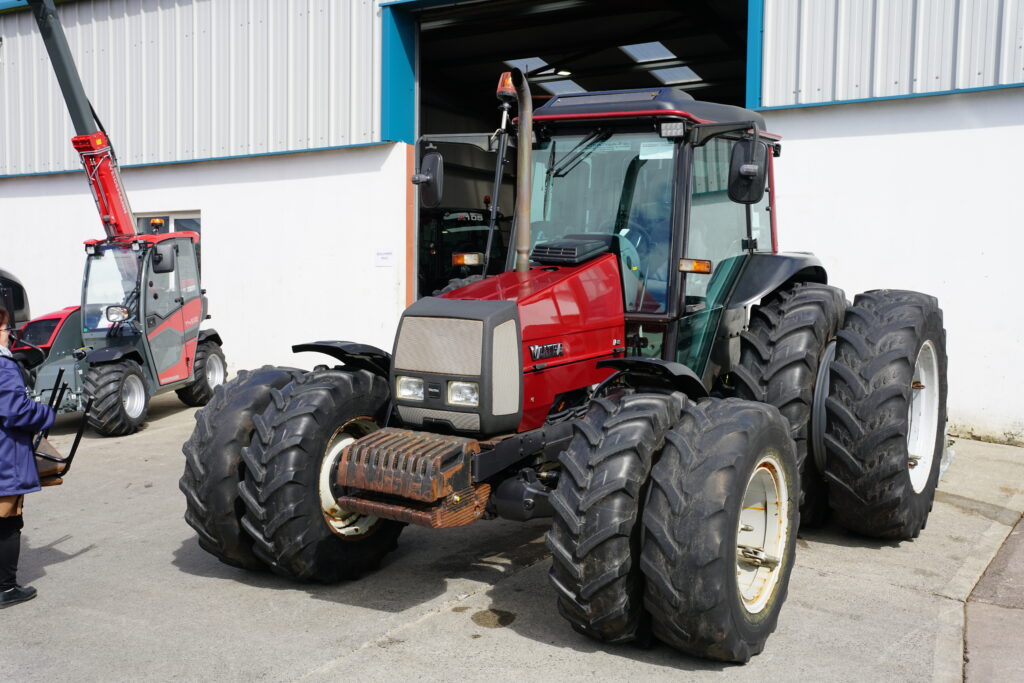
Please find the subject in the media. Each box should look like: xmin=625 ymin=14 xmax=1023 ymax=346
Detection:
xmin=511 ymin=69 xmax=533 ymax=273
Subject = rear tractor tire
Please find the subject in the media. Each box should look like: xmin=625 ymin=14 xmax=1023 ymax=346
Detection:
xmin=179 ymin=365 xmax=306 ymax=570
xmin=641 ymin=398 xmax=799 ymax=663
xmin=176 ymin=341 xmax=227 ymax=407
xmin=238 ymin=368 xmax=404 ymax=582
xmin=729 ymin=282 xmax=845 ymax=526
xmin=546 ymin=391 xmax=683 ymax=644
xmin=83 ymin=360 xmax=150 ymax=436
xmin=824 ymin=290 xmax=948 ymax=539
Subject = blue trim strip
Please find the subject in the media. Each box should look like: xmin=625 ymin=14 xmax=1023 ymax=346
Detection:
xmin=381 ymin=5 xmax=416 ymax=144
xmin=0 ymin=141 xmax=392 ymax=180
xmin=745 ymin=0 xmax=764 ymax=110
xmin=757 ymin=81 xmax=1024 ymax=111
xmin=0 ymin=1 xmax=27 ymax=11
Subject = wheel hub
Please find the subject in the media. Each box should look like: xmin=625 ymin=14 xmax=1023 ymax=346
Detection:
xmin=121 ymin=374 xmax=146 ymax=419
xmin=318 ymin=420 xmax=379 ymax=538
xmin=205 ymin=352 xmax=226 ymax=389
xmin=907 ymin=340 xmax=939 ymax=493
xmin=736 ymin=451 xmax=790 ymax=614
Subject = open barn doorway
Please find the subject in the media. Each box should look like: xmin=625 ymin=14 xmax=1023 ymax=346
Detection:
xmin=411 ymin=0 xmax=749 ymax=296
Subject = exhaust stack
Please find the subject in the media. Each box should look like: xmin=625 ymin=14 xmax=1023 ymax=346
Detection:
xmin=511 ymin=69 xmax=533 ymax=273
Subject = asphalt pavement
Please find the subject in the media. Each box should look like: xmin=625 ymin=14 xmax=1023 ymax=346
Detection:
xmin=4 ymin=393 xmax=1023 ymax=682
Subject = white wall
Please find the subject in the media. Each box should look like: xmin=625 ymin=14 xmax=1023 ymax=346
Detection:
xmin=765 ymin=87 xmax=1024 ymax=444
xmin=0 ymin=142 xmax=412 ymax=372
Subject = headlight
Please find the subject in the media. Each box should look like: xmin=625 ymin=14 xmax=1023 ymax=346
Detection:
xmin=396 ymin=376 xmax=424 ymax=401
xmin=447 ymin=381 xmax=479 ymax=407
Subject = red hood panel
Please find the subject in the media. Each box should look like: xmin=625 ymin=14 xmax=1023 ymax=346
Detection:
xmin=440 ymin=254 xmax=626 ymax=431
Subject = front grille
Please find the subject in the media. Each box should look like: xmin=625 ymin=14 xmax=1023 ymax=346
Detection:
xmin=394 ymin=316 xmax=482 ymax=375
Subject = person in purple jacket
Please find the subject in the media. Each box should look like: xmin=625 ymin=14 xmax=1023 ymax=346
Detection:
xmin=0 ymin=307 xmax=55 ymax=608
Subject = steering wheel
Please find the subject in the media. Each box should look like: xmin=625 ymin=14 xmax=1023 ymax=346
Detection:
xmin=615 ymin=219 xmax=654 ymax=257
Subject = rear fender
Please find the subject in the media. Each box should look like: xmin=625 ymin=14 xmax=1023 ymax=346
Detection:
xmin=728 ymin=252 xmax=827 ymax=310
xmin=596 ymin=357 xmax=708 ymax=399
xmin=292 ymin=341 xmax=391 ymax=377
xmin=197 ymin=329 xmax=222 ymax=346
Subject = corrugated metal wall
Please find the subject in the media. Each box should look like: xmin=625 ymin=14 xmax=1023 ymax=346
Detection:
xmin=0 ymin=0 xmax=382 ymax=176
xmin=762 ymin=0 xmax=1024 ymax=107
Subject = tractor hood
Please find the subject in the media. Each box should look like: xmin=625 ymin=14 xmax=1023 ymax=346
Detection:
xmin=439 ymin=253 xmax=625 ymax=370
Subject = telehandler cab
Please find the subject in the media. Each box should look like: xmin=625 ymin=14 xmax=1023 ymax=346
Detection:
xmin=15 ymin=0 xmax=226 ymax=436
xmin=183 ymin=70 xmax=947 ymax=663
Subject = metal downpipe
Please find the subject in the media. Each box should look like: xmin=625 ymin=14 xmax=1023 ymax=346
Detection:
xmin=512 ymin=69 xmax=533 ymax=274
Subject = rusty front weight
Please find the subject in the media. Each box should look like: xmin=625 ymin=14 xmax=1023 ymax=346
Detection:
xmin=337 ymin=428 xmax=479 ymax=502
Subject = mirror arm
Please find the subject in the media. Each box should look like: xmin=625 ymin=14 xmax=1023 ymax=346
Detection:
xmin=739 ymin=122 xmax=762 ymax=177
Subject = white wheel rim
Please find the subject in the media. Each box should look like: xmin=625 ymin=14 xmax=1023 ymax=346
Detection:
xmin=205 ymin=353 xmax=226 ymax=388
xmin=908 ymin=340 xmax=940 ymax=493
xmin=122 ymin=374 xmax=146 ymax=419
xmin=736 ymin=451 xmax=790 ymax=614
xmin=318 ymin=422 xmax=379 ymax=537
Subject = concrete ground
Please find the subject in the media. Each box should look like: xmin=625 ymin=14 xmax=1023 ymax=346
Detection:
xmin=6 ymin=394 xmax=1023 ymax=682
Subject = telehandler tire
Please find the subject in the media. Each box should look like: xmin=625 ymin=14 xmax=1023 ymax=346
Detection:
xmin=238 ymin=368 xmax=404 ymax=582
xmin=730 ymin=282 xmax=845 ymax=526
xmin=180 ymin=365 xmax=305 ymax=570
xmin=83 ymin=360 xmax=149 ymax=436
xmin=176 ymin=341 xmax=227 ymax=407
xmin=641 ymin=398 xmax=798 ymax=663
xmin=824 ymin=290 xmax=947 ymax=539
xmin=546 ymin=391 xmax=683 ymax=644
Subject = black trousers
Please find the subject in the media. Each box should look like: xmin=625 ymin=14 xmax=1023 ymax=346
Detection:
xmin=0 ymin=515 xmax=24 ymax=590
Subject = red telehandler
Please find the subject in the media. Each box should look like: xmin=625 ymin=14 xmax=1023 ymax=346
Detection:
xmin=12 ymin=0 xmax=226 ymax=436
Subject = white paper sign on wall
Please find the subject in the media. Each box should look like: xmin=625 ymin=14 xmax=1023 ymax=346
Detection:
xmin=375 ymin=250 xmax=395 ymax=267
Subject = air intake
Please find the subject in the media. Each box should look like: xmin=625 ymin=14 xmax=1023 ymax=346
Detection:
xmin=531 ymin=238 xmax=609 ymax=266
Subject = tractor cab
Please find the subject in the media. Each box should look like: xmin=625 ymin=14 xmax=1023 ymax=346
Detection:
xmin=520 ymin=87 xmax=777 ymax=384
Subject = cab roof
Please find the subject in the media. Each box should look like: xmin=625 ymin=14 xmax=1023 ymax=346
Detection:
xmin=533 ymin=87 xmax=766 ymax=130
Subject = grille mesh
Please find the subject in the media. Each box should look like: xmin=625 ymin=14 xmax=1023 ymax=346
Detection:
xmin=397 ymin=406 xmax=481 ymax=431
xmin=394 ymin=317 xmax=482 ymax=375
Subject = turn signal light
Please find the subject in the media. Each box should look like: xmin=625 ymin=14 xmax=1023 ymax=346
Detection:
xmin=453 ymin=253 xmax=483 ymax=266
xmin=679 ymin=258 xmax=713 ymax=274
xmin=496 ymin=71 xmax=517 ymax=102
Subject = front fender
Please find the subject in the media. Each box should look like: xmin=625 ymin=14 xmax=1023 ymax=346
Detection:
xmin=596 ymin=357 xmax=709 ymax=399
xmin=86 ymin=346 xmax=144 ymax=366
xmin=292 ymin=341 xmax=391 ymax=377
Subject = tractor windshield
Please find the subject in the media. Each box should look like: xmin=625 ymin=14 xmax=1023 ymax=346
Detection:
xmin=82 ymin=245 xmax=142 ymax=332
xmin=530 ymin=129 xmax=677 ymax=313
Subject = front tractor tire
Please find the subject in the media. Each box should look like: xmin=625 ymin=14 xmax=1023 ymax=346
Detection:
xmin=546 ymin=391 xmax=683 ymax=644
xmin=176 ymin=341 xmax=227 ymax=407
xmin=641 ymin=398 xmax=799 ymax=663
xmin=83 ymin=360 xmax=150 ymax=436
xmin=730 ymin=282 xmax=846 ymax=525
xmin=824 ymin=290 xmax=948 ymax=539
xmin=238 ymin=368 xmax=404 ymax=582
xmin=180 ymin=365 xmax=305 ymax=570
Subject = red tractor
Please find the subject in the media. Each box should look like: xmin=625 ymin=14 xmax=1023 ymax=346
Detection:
xmin=16 ymin=0 xmax=226 ymax=435
xmin=183 ymin=71 xmax=948 ymax=662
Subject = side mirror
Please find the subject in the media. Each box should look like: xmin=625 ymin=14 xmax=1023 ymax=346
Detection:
xmin=412 ymin=151 xmax=445 ymax=208
xmin=152 ymin=243 xmax=176 ymax=273
xmin=105 ymin=306 xmax=131 ymax=323
xmin=728 ymin=139 xmax=769 ymax=204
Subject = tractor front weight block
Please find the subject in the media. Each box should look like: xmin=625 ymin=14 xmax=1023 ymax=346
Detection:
xmin=336 ymin=428 xmax=489 ymax=529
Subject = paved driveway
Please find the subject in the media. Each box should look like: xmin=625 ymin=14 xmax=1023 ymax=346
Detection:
xmin=6 ymin=394 xmax=1023 ymax=681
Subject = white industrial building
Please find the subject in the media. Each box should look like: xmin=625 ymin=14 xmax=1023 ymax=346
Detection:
xmin=1 ymin=0 xmax=1022 ymax=442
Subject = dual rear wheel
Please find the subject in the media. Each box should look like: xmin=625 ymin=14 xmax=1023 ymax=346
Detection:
xmin=547 ymin=392 xmax=799 ymax=663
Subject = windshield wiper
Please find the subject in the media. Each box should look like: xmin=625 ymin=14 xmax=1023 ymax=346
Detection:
xmin=548 ymin=128 xmax=611 ymax=178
